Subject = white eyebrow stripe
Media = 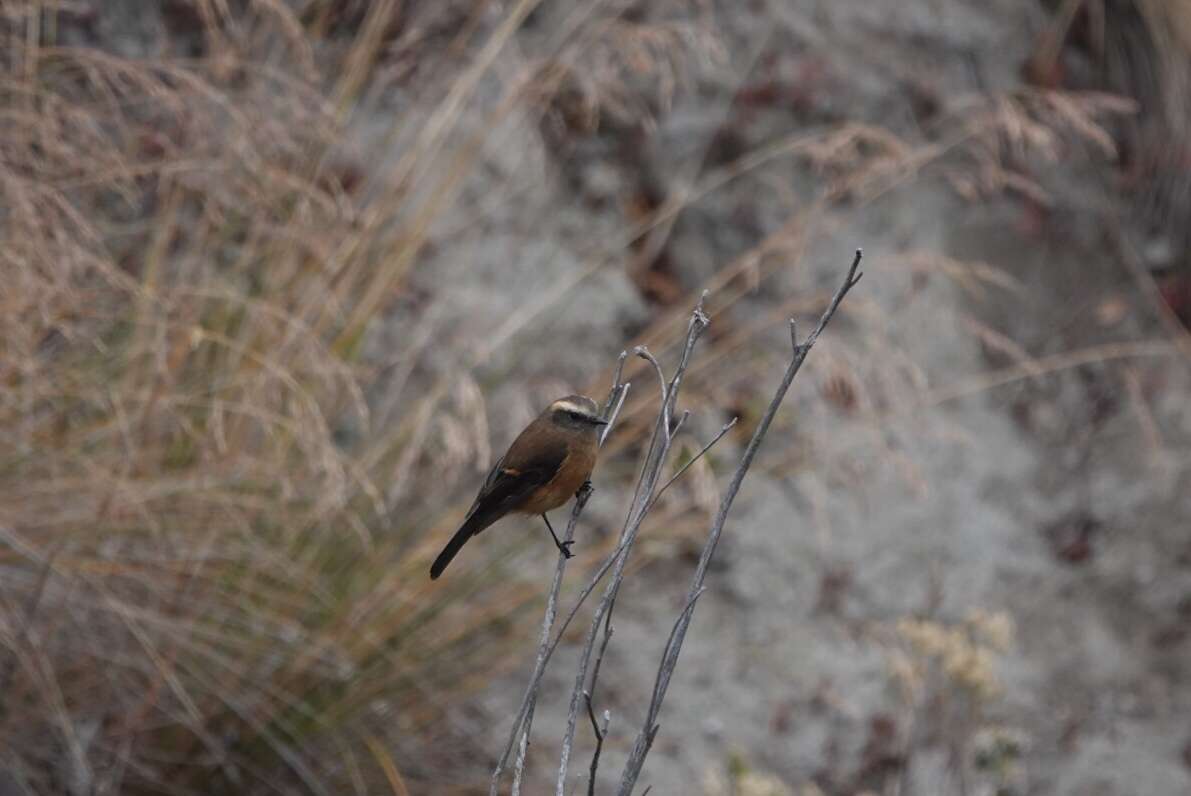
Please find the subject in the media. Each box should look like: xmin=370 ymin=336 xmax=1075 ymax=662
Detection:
xmin=550 ymin=400 xmax=589 ymax=415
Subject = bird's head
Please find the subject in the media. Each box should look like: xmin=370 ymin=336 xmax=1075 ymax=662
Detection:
xmin=547 ymin=395 xmax=607 ymax=433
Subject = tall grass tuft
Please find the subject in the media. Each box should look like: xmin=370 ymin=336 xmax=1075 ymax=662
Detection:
xmin=0 ymin=2 xmax=540 ymax=792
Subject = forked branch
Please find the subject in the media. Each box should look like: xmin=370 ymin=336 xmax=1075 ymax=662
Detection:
xmin=492 ymin=251 xmax=863 ymax=795
xmin=554 ymin=295 xmax=713 ymax=793
xmin=616 ymin=249 xmax=863 ymax=794
xmin=493 ymin=357 xmax=631 ymax=795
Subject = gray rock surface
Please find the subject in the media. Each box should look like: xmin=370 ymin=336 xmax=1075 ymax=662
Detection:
xmin=464 ymin=1 xmax=1191 ymax=794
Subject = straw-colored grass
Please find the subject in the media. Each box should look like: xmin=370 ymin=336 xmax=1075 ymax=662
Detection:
xmin=0 ymin=2 xmax=555 ymax=792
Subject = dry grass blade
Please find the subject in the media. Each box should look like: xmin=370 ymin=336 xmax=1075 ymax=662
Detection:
xmin=364 ymin=734 xmax=412 ymax=796
xmin=0 ymin=3 xmax=569 ymax=792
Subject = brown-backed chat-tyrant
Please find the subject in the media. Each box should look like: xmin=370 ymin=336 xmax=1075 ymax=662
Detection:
xmin=429 ymin=395 xmax=606 ymax=580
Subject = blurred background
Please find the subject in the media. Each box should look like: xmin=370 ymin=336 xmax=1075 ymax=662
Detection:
xmin=2 ymin=0 xmax=1191 ymax=793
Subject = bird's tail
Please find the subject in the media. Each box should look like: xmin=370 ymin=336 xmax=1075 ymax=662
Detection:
xmin=429 ymin=510 xmax=494 ymax=580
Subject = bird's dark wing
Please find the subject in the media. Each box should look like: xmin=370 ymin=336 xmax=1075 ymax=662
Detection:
xmin=431 ymin=436 xmax=569 ymax=580
xmin=467 ymin=442 xmax=568 ymax=519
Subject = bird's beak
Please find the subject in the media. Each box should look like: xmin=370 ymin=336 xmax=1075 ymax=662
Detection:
xmin=591 ymin=417 xmax=609 ymax=426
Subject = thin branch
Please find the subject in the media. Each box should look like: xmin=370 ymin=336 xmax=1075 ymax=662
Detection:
xmin=555 ymin=299 xmax=711 ymax=794
xmin=669 ymin=409 xmax=690 ymax=439
xmin=645 ymin=587 xmax=706 ymax=713
xmin=511 ymin=714 xmax=531 ymax=795
xmin=659 ymin=292 xmax=711 ymax=445
xmin=599 ymin=355 xmax=631 ymax=446
xmin=590 ymin=604 xmax=614 ymax=708
xmin=541 ymin=536 xmax=626 ymax=662
xmin=490 ymin=529 xmax=628 ymax=791
xmin=493 ymin=362 xmax=630 ymax=795
xmin=582 ymin=590 xmax=616 ymax=794
xmin=646 ymin=418 xmax=738 ymax=513
xmin=617 ymin=249 xmax=864 ymax=794
xmin=492 ymin=530 xmax=634 ymax=793
xmin=634 ymin=346 xmax=670 ymax=441
xmin=585 ymin=696 xmax=610 ymax=796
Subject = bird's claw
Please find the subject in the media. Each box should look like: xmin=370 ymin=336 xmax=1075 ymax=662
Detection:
xmin=558 ymin=540 xmax=575 ymax=559
xmin=576 ymin=481 xmax=594 ymax=501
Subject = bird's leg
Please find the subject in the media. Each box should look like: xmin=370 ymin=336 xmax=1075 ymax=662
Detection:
xmin=542 ymin=513 xmax=574 ymax=559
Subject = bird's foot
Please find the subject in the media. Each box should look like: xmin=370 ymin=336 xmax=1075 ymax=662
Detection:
xmin=575 ymin=480 xmax=594 ymax=502
xmin=557 ymin=540 xmax=575 ymax=559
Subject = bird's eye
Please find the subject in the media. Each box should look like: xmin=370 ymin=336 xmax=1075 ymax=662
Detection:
xmin=567 ymin=411 xmax=582 ymax=420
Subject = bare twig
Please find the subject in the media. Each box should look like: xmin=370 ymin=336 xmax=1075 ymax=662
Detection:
xmin=556 ymin=295 xmax=711 ymax=794
xmin=494 ymin=531 xmax=635 ymax=794
xmin=669 ymin=409 xmax=691 ymax=439
xmin=496 ymin=253 xmax=860 ymax=793
xmin=634 ymin=346 xmax=670 ymax=441
xmin=545 ymin=543 xmax=622 ymax=655
xmin=585 ymin=696 xmax=610 ymax=796
xmin=582 ymin=593 xmax=616 ymax=794
xmin=645 ymin=586 xmax=707 ymax=714
xmin=589 ymin=607 xmax=615 ymax=716
xmin=600 ymin=353 xmax=631 ymax=446
xmin=646 ymin=418 xmax=738 ymax=512
xmin=616 ymin=249 xmax=863 ymax=794
xmin=493 ymin=357 xmax=630 ymax=795
xmin=511 ymin=723 xmax=531 ymax=796
xmin=493 ymin=529 xmax=633 ymax=791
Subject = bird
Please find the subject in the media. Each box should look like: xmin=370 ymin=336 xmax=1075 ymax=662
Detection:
xmin=429 ymin=395 xmax=608 ymax=580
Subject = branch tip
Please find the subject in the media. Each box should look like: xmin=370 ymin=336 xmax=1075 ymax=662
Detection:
xmin=847 ymin=249 xmax=864 ymax=287
xmin=612 ymin=350 xmax=628 ymax=387
xmin=614 ymin=246 xmax=864 ymax=794
xmin=690 ymin=290 xmax=711 ymax=330
xmin=670 ymin=409 xmax=690 ymax=436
